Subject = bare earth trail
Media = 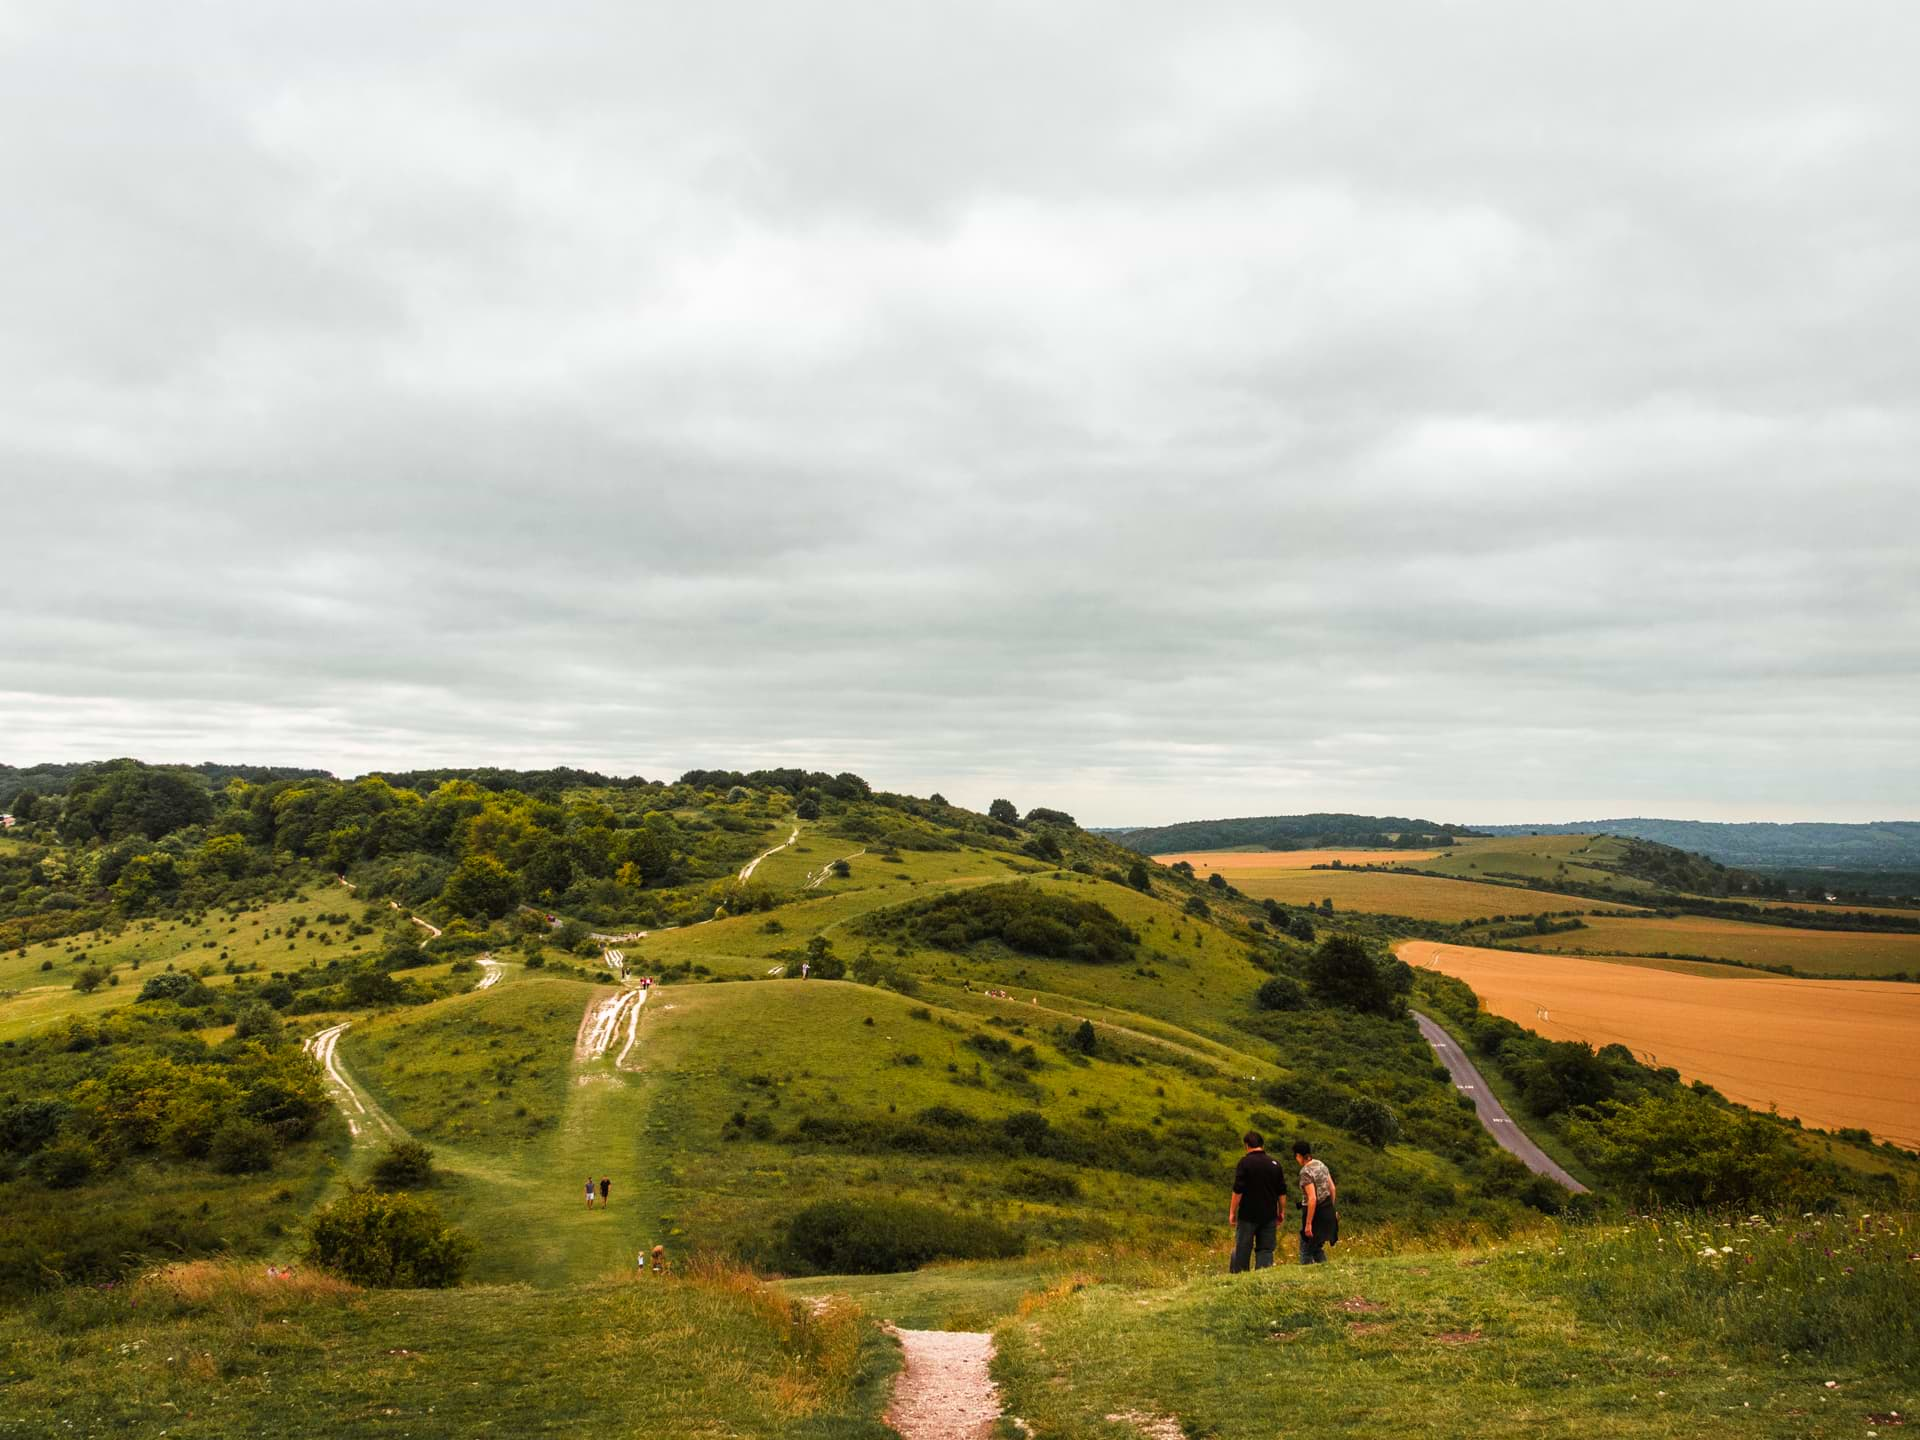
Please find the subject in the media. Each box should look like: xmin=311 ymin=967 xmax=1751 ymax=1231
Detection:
xmin=886 ymin=1328 xmax=1002 ymax=1440
xmin=474 ymin=955 xmax=505 ymax=990
xmin=807 ymin=847 xmax=867 ymax=888
xmin=1411 ymin=1010 xmax=1587 ymax=1192
xmin=574 ymin=985 xmax=650 ymax=1067
xmin=739 ymin=823 xmax=801 ymax=881
xmin=302 ymin=1022 xmax=402 ymax=1144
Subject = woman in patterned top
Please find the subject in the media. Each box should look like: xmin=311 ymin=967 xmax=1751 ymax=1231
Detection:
xmin=1293 ymin=1139 xmax=1338 ymax=1264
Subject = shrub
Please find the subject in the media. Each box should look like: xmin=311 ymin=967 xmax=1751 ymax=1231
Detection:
xmin=1566 ymin=1092 xmax=1800 ymax=1207
xmin=1255 ymin=976 xmax=1307 ymax=1011
xmin=210 ymin=1119 xmax=277 ymax=1174
xmin=72 ymin=965 xmax=109 ymax=993
xmin=232 ymin=1000 xmax=283 ymax=1043
xmin=370 ymin=1139 xmax=437 ymax=1191
xmin=30 ymin=1138 xmax=96 ymax=1190
xmin=305 ymin=1187 xmax=473 ymax=1288
xmin=871 ymin=883 xmax=1136 ymax=965
xmin=1344 ymin=1096 xmax=1401 ymax=1149
xmin=1002 ymin=1165 xmax=1082 ymax=1202
xmin=778 ymin=1197 xmax=1022 ymax=1274
xmin=137 ymin=970 xmax=211 ymax=1005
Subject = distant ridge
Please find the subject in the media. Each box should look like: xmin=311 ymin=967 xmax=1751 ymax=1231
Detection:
xmin=1101 ymin=812 xmax=1475 ymax=855
xmin=1473 ymin=818 xmax=1920 ymax=869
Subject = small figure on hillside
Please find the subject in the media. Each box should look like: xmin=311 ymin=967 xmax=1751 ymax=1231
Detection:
xmin=801 ymin=961 xmax=810 ymax=980
xmin=1228 ymin=1130 xmax=1286 ymax=1273
xmin=650 ymin=1244 xmax=667 ymax=1274
xmin=599 ymin=1176 xmax=612 ymax=1209
xmin=585 ymin=1178 xmax=596 ymax=1210
xmin=1294 ymin=1139 xmax=1338 ymax=1264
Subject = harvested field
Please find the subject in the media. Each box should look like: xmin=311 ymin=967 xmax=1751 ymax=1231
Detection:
xmin=1400 ymin=940 xmax=1920 ymax=1149
xmin=1153 ymin=848 xmax=1449 ymax=870
xmin=1182 ymin=867 xmax=1640 ymax=924
xmin=1506 ymin=913 xmax=1920 ymax=976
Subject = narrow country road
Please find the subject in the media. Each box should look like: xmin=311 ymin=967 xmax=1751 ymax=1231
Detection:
xmin=1412 ymin=1010 xmax=1588 ymax=1193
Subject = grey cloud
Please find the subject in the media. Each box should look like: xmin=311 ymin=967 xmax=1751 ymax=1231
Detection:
xmin=3 ymin=2 xmax=1917 ymax=824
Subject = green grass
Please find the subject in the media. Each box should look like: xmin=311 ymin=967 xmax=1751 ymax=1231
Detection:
xmin=0 ymin=883 xmax=440 ymax=1041
xmin=989 ymin=1218 xmax=1920 ymax=1439
xmin=0 ymin=1261 xmax=899 ymax=1439
xmin=1417 ymin=834 xmax=1658 ymax=893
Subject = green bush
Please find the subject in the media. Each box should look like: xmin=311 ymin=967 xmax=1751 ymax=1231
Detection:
xmin=778 ymin=1196 xmax=1023 ymax=1274
xmin=209 ymin=1119 xmax=277 ymax=1174
xmin=1255 ymin=976 xmax=1307 ymax=1011
xmin=371 ymin=1139 xmax=438 ymax=1191
xmin=1343 ymin=1096 xmax=1401 ymax=1149
xmin=870 ymin=883 xmax=1136 ymax=965
xmin=305 ymin=1187 xmax=474 ymax=1288
xmin=29 ymin=1139 xmax=95 ymax=1190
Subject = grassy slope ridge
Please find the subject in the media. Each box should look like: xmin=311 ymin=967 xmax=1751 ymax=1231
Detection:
xmin=6 ymin=771 xmax=1918 ymax=1440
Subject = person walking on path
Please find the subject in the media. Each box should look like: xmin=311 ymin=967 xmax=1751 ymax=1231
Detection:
xmin=1294 ymin=1139 xmax=1337 ymax=1264
xmin=599 ymin=1176 xmax=611 ymax=1209
xmin=585 ymin=1178 xmax=596 ymax=1210
xmin=1228 ymin=1130 xmax=1287 ymax=1273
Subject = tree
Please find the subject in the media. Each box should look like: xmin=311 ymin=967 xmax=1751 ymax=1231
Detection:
xmin=1207 ymin=872 xmax=1228 ymax=891
xmin=1024 ymin=807 xmax=1076 ymax=828
xmin=1127 ymin=860 xmax=1152 ymax=892
xmin=1306 ymin=935 xmax=1397 ymax=1015
xmin=1565 ymin=1092 xmax=1796 ymax=1207
xmin=304 ymin=1186 xmax=474 ymax=1288
xmin=988 ymin=799 xmax=1019 ymax=825
xmin=71 ymin=965 xmax=108 ymax=994
xmin=11 ymin=789 xmax=38 ymax=822
xmin=441 ymin=854 xmax=516 ymax=920
xmin=232 ymin=1000 xmax=282 ymax=1043
xmin=794 ymin=794 xmax=822 ymax=821
xmin=805 ymin=934 xmax=846 ymax=979
xmin=1344 ymin=1097 xmax=1400 ymax=1149
xmin=1068 ymin=1019 xmax=1097 ymax=1056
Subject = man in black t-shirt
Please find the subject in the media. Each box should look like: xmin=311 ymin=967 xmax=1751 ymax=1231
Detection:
xmin=1228 ymin=1130 xmax=1287 ymax=1273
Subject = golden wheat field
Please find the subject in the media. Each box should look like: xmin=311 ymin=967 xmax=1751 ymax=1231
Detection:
xmin=1162 ymin=863 xmax=1640 ymax=923
xmin=1505 ymin=912 xmax=1920 ymax=976
xmin=1400 ymin=940 xmax=1920 ymax=1149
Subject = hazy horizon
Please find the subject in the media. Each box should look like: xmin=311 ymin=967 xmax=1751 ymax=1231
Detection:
xmin=4 ymin=3 xmax=1916 ymax=824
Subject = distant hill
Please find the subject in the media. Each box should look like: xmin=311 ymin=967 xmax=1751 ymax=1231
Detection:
xmin=1475 ymin=818 xmax=1920 ymax=870
xmin=1101 ymin=812 xmax=1477 ymax=855
xmin=0 ymin=759 xmax=332 ymax=808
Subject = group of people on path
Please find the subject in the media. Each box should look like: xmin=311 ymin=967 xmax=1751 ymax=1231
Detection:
xmin=1227 ymin=1132 xmax=1337 ymax=1272
xmin=585 ymin=1176 xmax=612 ymax=1209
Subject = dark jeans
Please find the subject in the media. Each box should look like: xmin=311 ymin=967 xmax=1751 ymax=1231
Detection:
xmin=1299 ymin=1230 xmax=1328 ymax=1264
xmin=1231 ymin=1217 xmax=1276 ymax=1272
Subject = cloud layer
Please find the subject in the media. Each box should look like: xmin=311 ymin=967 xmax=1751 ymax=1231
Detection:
xmin=4 ymin=2 xmax=1916 ymax=823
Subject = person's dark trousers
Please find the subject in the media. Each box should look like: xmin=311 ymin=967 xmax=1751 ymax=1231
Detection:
xmin=1298 ymin=1230 xmax=1328 ymax=1264
xmin=1230 ymin=1217 xmax=1277 ymax=1272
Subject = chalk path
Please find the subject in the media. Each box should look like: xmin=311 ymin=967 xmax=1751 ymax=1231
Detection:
xmin=886 ymin=1329 xmax=1002 ymax=1440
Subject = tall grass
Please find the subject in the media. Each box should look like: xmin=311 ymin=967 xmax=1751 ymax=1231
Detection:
xmin=1521 ymin=1210 xmax=1919 ymax=1369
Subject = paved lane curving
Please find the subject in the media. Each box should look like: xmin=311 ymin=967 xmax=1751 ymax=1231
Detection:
xmin=1413 ymin=1009 xmax=1588 ymax=1193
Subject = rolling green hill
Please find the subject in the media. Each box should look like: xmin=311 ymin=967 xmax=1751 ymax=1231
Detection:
xmin=3 ymin=762 xmax=1916 ymax=1438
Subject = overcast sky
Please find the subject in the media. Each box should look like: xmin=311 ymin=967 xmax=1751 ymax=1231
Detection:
xmin=3 ymin=3 xmax=1916 ymax=826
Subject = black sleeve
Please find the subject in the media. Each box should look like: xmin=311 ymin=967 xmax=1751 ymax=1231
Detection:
xmin=1231 ymin=1158 xmax=1246 ymax=1194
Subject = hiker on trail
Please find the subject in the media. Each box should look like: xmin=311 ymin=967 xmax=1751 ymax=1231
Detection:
xmin=801 ymin=961 xmax=810 ymax=980
xmin=585 ymin=1178 xmax=596 ymax=1210
xmin=1228 ymin=1129 xmax=1286 ymax=1273
xmin=599 ymin=1176 xmax=611 ymax=1209
xmin=1294 ymin=1139 xmax=1338 ymax=1264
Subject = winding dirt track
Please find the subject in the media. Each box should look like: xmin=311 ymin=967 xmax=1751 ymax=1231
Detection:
xmin=474 ymin=956 xmax=504 ymax=990
xmin=302 ymin=1023 xmax=398 ymax=1141
xmin=886 ymin=1329 xmax=1001 ymax=1440
xmin=740 ymin=825 xmax=800 ymax=881
xmin=807 ymin=848 xmax=866 ymax=888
